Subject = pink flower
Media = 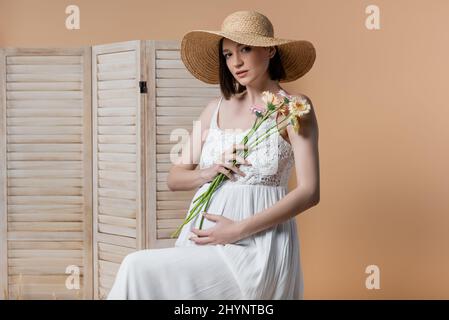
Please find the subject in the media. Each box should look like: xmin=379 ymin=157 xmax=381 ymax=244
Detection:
xmin=249 ymin=104 xmax=266 ymax=114
xmin=277 ymin=89 xmax=292 ymax=99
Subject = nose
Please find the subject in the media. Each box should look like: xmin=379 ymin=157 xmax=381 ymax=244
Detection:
xmin=231 ymin=53 xmax=243 ymax=68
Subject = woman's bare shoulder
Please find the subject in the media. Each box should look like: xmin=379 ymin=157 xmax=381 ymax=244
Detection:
xmin=283 ymin=90 xmax=312 ymax=103
xmin=277 ymin=91 xmax=317 ymax=141
xmin=284 ymin=91 xmax=315 ymax=114
xmin=197 ymin=96 xmax=221 ymax=127
xmin=206 ymin=96 xmax=222 ymax=111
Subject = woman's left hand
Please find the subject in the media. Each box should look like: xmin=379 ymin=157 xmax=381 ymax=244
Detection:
xmin=189 ymin=213 xmax=244 ymax=245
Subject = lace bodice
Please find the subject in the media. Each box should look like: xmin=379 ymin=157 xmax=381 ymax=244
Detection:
xmin=199 ymin=96 xmax=295 ymax=187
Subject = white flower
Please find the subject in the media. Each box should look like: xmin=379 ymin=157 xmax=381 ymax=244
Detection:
xmin=262 ymin=90 xmax=282 ymax=107
xmin=288 ymin=95 xmax=311 ymax=117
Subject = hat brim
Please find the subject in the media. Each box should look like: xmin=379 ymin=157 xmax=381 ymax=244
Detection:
xmin=181 ymin=30 xmax=316 ymax=84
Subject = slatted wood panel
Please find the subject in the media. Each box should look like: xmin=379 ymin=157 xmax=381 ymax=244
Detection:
xmin=92 ymin=40 xmax=147 ymax=299
xmin=0 ymin=48 xmax=92 ymax=299
xmin=0 ymin=39 xmax=221 ymax=300
xmin=146 ymin=40 xmax=220 ymax=249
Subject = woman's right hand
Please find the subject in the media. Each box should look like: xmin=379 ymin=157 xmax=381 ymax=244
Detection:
xmin=200 ymin=143 xmax=252 ymax=183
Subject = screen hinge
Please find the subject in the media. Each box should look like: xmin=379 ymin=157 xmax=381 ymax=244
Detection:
xmin=139 ymin=81 xmax=147 ymax=94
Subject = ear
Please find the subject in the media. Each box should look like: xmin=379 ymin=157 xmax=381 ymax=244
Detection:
xmin=268 ymin=46 xmax=276 ymax=59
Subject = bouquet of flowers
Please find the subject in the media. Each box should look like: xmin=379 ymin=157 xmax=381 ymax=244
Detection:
xmin=170 ymin=89 xmax=311 ymax=238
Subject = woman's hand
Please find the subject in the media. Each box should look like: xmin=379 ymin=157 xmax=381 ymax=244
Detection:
xmin=199 ymin=143 xmax=252 ymax=183
xmin=189 ymin=213 xmax=244 ymax=245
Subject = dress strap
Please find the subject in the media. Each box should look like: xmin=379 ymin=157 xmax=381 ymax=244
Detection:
xmin=210 ymin=96 xmax=224 ymax=130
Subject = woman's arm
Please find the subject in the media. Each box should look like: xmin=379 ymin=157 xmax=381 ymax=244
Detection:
xmin=167 ymin=166 xmax=209 ymax=191
xmin=166 ymin=98 xmax=219 ymax=191
xmin=238 ymin=94 xmax=320 ymax=238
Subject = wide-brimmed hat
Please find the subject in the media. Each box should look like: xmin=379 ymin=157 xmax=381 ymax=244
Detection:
xmin=180 ymin=10 xmax=316 ymax=84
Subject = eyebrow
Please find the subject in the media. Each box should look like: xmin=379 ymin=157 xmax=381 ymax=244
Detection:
xmin=222 ymin=43 xmax=245 ymax=53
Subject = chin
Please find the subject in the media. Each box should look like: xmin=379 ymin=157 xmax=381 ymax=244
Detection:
xmin=237 ymin=78 xmax=251 ymax=85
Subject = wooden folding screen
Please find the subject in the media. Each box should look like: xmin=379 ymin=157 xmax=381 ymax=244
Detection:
xmin=0 ymin=40 xmax=220 ymax=299
xmin=148 ymin=40 xmax=219 ymax=249
xmin=0 ymin=47 xmax=92 ymax=299
xmin=92 ymin=39 xmax=219 ymax=299
xmin=91 ymin=40 xmax=147 ymax=299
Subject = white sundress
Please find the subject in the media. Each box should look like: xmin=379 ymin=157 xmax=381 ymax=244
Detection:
xmin=107 ymin=95 xmax=303 ymax=300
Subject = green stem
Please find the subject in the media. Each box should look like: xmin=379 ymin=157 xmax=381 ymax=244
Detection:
xmin=242 ymin=109 xmax=276 ymax=142
xmin=249 ymin=123 xmax=290 ymax=151
xmin=192 ymin=190 xmax=207 ymax=204
xmin=234 ymin=109 xmax=279 ymax=158
xmin=186 ymin=176 xmax=220 ymax=220
xmin=247 ymin=116 xmax=291 ymax=150
xmin=171 ymin=175 xmax=222 ymax=238
xmin=171 ymin=103 xmax=288 ymax=238
xmin=198 ymin=174 xmax=225 ymax=229
xmin=175 ymin=171 xmax=228 ymax=237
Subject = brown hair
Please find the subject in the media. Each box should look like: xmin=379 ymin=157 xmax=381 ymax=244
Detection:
xmin=218 ymin=37 xmax=287 ymax=100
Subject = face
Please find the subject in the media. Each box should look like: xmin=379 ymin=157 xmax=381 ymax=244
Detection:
xmin=222 ymin=38 xmax=276 ymax=85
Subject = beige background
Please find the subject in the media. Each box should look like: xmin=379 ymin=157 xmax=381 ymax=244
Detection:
xmin=1 ymin=0 xmax=448 ymax=299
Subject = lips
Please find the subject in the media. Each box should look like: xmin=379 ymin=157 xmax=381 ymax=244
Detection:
xmin=236 ymin=70 xmax=248 ymax=77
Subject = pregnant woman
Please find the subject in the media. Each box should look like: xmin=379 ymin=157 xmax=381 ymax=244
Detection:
xmin=108 ymin=10 xmax=320 ymax=300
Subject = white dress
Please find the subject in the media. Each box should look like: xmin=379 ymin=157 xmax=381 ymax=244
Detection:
xmin=107 ymin=95 xmax=303 ymax=300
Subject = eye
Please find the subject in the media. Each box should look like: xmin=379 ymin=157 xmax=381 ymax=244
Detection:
xmin=223 ymin=46 xmax=251 ymax=59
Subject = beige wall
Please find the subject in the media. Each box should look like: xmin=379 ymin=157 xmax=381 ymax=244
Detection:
xmin=1 ymin=0 xmax=448 ymax=299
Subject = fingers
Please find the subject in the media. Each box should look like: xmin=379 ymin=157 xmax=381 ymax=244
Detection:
xmin=189 ymin=236 xmax=212 ymax=245
xmin=217 ymin=166 xmax=236 ymax=181
xmin=224 ymin=163 xmax=246 ymax=177
xmin=214 ymin=144 xmax=253 ymax=181
xmin=216 ymin=161 xmax=245 ymax=178
xmin=231 ymin=143 xmax=249 ymax=153
xmin=201 ymin=213 xmax=220 ymax=222
xmin=223 ymin=144 xmax=248 ymax=159
xmin=224 ymin=153 xmax=252 ymax=166
xmin=191 ymin=228 xmax=209 ymax=237
xmin=219 ymin=144 xmax=251 ymax=164
xmin=235 ymin=155 xmax=252 ymax=166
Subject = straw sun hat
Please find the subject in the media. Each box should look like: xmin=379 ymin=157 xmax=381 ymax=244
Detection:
xmin=180 ymin=10 xmax=316 ymax=84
